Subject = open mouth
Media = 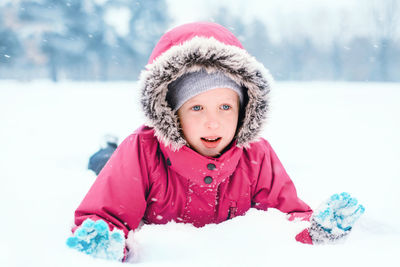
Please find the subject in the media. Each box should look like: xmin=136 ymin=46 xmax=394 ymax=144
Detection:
xmin=201 ymin=137 xmax=221 ymax=142
xmin=200 ymin=137 xmax=222 ymax=148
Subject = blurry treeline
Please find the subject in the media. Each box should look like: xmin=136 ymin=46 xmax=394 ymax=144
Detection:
xmin=0 ymin=0 xmax=399 ymax=82
xmin=0 ymin=0 xmax=169 ymax=81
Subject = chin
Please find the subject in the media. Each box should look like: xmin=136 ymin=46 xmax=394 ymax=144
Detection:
xmin=198 ymin=147 xmax=223 ymax=157
xmin=205 ymin=151 xmax=220 ymax=157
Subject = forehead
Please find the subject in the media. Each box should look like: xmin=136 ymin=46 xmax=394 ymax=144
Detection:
xmin=185 ymin=87 xmax=239 ymax=103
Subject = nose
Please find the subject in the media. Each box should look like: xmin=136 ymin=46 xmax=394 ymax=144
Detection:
xmin=205 ymin=112 xmax=220 ymax=130
xmin=206 ymin=120 xmax=219 ymax=129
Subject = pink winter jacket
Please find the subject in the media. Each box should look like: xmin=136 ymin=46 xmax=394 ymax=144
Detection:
xmin=75 ymin=125 xmax=312 ymax=236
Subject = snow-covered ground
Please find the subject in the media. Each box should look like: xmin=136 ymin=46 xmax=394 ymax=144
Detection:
xmin=0 ymin=81 xmax=399 ymax=267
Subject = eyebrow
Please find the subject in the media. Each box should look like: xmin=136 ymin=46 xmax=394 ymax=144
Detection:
xmin=187 ymin=101 xmax=237 ymax=109
xmin=219 ymin=97 xmax=240 ymax=105
xmin=224 ymin=97 xmax=239 ymax=102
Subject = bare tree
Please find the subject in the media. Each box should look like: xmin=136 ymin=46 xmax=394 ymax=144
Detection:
xmin=370 ymin=0 xmax=400 ymax=81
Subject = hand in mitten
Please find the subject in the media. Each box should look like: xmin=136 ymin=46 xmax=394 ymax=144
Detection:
xmin=296 ymin=192 xmax=365 ymax=244
xmin=66 ymin=218 xmax=125 ymax=261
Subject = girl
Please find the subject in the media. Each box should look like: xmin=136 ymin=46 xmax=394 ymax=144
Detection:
xmin=67 ymin=22 xmax=364 ymax=261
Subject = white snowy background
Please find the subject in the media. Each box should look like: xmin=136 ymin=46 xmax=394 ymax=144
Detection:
xmin=0 ymin=80 xmax=399 ymax=267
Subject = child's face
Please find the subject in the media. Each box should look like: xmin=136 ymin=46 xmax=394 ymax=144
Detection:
xmin=177 ymin=87 xmax=240 ymax=157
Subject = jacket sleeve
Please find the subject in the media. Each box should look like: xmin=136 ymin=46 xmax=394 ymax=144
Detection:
xmin=74 ymin=133 xmax=150 ymax=237
xmin=251 ymin=139 xmax=312 ymax=219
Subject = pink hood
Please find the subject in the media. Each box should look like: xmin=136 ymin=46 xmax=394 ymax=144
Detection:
xmin=139 ymin=22 xmax=273 ymax=151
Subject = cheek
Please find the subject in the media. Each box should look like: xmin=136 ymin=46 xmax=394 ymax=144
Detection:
xmin=180 ymin=115 xmax=198 ymax=137
xmin=223 ymin=113 xmax=239 ymax=131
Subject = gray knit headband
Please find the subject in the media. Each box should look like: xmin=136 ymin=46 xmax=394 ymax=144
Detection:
xmin=167 ymin=69 xmax=244 ymax=111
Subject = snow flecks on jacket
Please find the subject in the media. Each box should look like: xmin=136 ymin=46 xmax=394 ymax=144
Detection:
xmin=74 ymin=126 xmax=312 ymax=234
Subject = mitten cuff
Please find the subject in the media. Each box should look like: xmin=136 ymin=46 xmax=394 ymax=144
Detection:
xmin=309 ymin=218 xmax=350 ymax=244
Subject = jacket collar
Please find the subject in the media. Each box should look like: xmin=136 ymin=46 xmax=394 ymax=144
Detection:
xmin=159 ymin=140 xmax=243 ymax=187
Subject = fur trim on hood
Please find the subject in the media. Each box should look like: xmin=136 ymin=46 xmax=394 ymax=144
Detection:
xmin=139 ymin=22 xmax=273 ymax=151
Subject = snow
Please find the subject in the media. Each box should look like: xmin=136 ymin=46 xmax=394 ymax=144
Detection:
xmin=0 ymin=80 xmax=399 ymax=266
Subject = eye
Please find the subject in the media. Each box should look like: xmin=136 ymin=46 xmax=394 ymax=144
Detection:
xmin=221 ymin=104 xmax=231 ymax=110
xmin=191 ymin=105 xmax=202 ymax=111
